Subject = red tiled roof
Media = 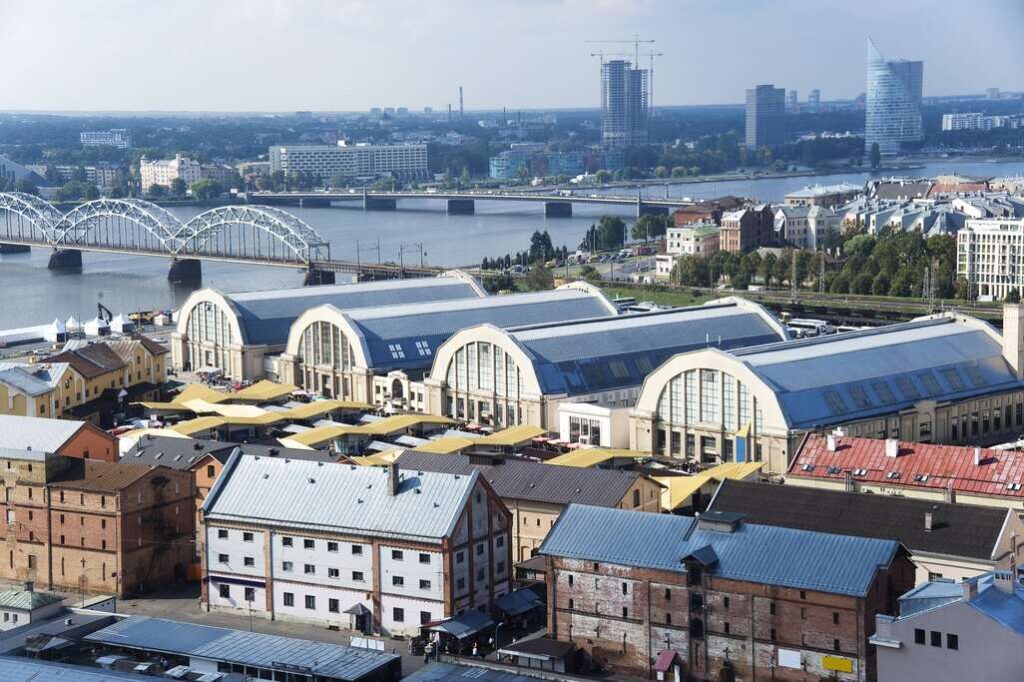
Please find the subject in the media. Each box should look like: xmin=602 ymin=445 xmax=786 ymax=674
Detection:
xmin=789 ymin=434 xmax=1024 ymax=499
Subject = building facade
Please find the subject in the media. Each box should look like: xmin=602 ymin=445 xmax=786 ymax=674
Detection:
xmin=202 ymin=453 xmax=512 ymax=637
xmin=957 ymin=218 xmax=1024 ymax=301
xmin=719 ymin=206 xmax=775 ymax=253
xmin=80 ymin=129 xmax=132 ymax=149
xmin=268 ymin=142 xmax=428 ymax=180
xmin=541 ymin=505 xmax=914 ymax=680
xmin=601 ymin=60 xmax=648 ymax=147
xmin=139 ymin=154 xmax=201 ymax=190
xmin=171 ymin=273 xmax=486 ymax=381
xmin=745 ymin=85 xmax=786 ymax=149
xmin=630 ymin=309 xmax=1024 ymax=475
xmin=865 ymin=39 xmax=923 ymax=156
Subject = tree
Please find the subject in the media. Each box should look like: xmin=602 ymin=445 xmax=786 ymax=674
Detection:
xmin=595 ymin=215 xmax=626 ymax=251
xmin=871 ymin=272 xmax=891 ymax=296
xmin=529 ymin=230 xmax=554 ymax=263
xmin=147 ymin=183 xmax=167 ymax=198
xmin=758 ymin=253 xmax=777 ymax=287
xmin=169 ymin=178 xmax=187 ymax=198
xmin=654 ymin=166 xmax=668 ymax=178
xmin=578 ymin=264 xmax=601 ymax=282
xmin=330 ymin=174 xmax=349 ymax=188
xmin=869 ymin=142 xmax=881 ymax=170
xmin=594 ymin=170 xmax=612 ymax=183
xmin=483 ymin=271 xmax=515 ymax=294
xmin=190 ymin=178 xmax=222 ymax=201
xmin=672 ymin=255 xmax=711 ymax=287
xmin=459 ymin=167 xmax=471 ymax=186
xmin=523 ymin=263 xmax=554 ymax=291
xmin=13 ymin=178 xmax=39 ymax=196
xmin=1007 ymin=288 xmax=1022 ymax=304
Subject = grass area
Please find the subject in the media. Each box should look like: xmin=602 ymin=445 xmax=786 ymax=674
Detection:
xmin=599 ymin=285 xmax=712 ymax=308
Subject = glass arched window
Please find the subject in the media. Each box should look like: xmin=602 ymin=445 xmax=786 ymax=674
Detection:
xmin=187 ymin=302 xmax=233 ymax=345
xmin=445 ymin=342 xmax=522 ymax=398
xmin=656 ymin=370 xmax=761 ymax=434
xmin=298 ymin=321 xmax=354 ymax=371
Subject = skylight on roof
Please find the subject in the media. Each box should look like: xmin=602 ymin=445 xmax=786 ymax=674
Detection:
xmin=886 ymin=471 xmax=901 ymax=480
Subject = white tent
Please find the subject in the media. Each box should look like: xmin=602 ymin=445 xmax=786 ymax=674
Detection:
xmin=43 ymin=318 xmax=67 ymax=343
xmin=109 ymin=314 xmax=133 ymax=334
xmin=65 ymin=316 xmax=82 ymax=332
xmin=83 ymin=317 xmax=110 ymax=337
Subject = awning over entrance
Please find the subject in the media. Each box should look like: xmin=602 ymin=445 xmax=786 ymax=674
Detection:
xmin=494 ymin=588 xmax=543 ymax=617
xmin=653 ymin=650 xmax=678 ymax=673
xmin=425 ymin=609 xmax=494 ymax=640
xmin=344 ymin=603 xmax=372 ymax=616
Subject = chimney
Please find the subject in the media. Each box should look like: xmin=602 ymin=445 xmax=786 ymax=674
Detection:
xmin=944 ymin=481 xmax=956 ymax=504
xmin=974 ymin=447 xmax=982 ymax=466
xmin=1003 ymin=304 xmax=1024 ymax=379
xmin=961 ymin=578 xmax=978 ymax=600
xmin=388 ymin=461 xmax=400 ymax=496
xmin=924 ymin=511 xmax=933 ymax=532
xmin=826 ymin=434 xmax=837 ymax=452
xmin=994 ymin=570 xmax=1016 ymax=595
xmin=23 ymin=581 xmax=33 ymax=593
xmin=885 ymin=438 xmax=899 ymax=458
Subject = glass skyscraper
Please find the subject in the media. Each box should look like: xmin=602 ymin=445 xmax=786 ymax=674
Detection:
xmin=865 ymin=38 xmax=923 ymax=156
xmin=745 ymin=84 xmax=786 ymax=149
xmin=601 ymin=60 xmax=649 ymax=147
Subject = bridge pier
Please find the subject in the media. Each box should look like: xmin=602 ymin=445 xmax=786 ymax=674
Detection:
xmin=168 ymin=258 xmax=202 ymax=284
xmin=446 ymin=199 xmax=475 ymax=215
xmin=304 ymin=269 xmax=336 ymax=286
xmin=544 ymin=201 xmax=573 ymax=218
xmin=299 ymin=197 xmax=332 ymax=208
xmin=48 ymin=249 xmax=82 ymax=270
xmin=363 ymin=197 xmax=397 ymax=211
xmin=637 ymin=204 xmax=670 ymax=218
xmin=0 ymin=244 xmax=30 ymax=254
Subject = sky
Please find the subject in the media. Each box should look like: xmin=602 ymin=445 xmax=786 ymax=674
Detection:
xmin=2 ymin=0 xmax=1022 ymax=113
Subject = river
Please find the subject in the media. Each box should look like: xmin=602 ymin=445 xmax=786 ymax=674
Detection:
xmin=1 ymin=159 xmax=1022 ymax=329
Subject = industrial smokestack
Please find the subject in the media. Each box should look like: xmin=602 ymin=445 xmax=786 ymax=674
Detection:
xmin=459 ymin=86 xmax=464 ymax=118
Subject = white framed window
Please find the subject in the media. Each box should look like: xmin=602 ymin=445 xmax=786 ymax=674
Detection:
xmin=415 ymin=340 xmax=431 ymax=356
xmin=388 ymin=343 xmax=405 ymax=360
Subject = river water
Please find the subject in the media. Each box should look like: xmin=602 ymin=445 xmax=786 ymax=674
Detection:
xmin=1 ymin=159 xmax=1022 ymax=329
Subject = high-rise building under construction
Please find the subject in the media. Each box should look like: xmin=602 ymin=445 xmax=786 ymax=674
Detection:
xmin=601 ymin=59 xmax=648 ymax=147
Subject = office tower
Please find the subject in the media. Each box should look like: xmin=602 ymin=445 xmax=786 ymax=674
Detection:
xmin=786 ymin=89 xmax=798 ymax=110
xmin=865 ymin=38 xmax=923 ymax=156
xmin=745 ymin=84 xmax=786 ymax=149
xmin=601 ymin=59 xmax=649 ymax=147
xmin=987 ymin=87 xmax=1001 ymax=100
xmin=808 ymin=89 xmax=821 ymax=107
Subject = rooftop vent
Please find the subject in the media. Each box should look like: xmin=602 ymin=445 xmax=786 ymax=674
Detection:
xmin=974 ymin=447 xmax=982 ymax=466
xmin=885 ymin=439 xmax=899 ymax=458
xmin=697 ymin=511 xmax=745 ymax=533
xmin=193 ymin=443 xmax=203 ymax=451
xmin=826 ymin=434 xmax=837 ymax=452
xmin=308 ymin=478 xmax=315 ymax=484
xmin=269 ymin=448 xmax=279 ymax=456
xmin=924 ymin=511 xmax=933 ymax=532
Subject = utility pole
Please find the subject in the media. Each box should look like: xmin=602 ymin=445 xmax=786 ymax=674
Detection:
xmin=790 ymin=253 xmax=798 ymax=303
xmin=819 ymin=251 xmax=826 ymax=294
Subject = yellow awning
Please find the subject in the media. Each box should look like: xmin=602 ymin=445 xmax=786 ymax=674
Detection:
xmin=474 ymin=425 xmax=546 ymax=447
xmin=350 ymin=449 xmax=404 ymax=467
xmin=169 ymin=416 xmax=227 ymax=435
xmin=546 ymin=448 xmax=650 ymax=468
xmin=414 ymin=437 xmax=476 ymax=454
xmin=135 ymin=401 xmax=192 ymax=412
xmin=174 ymin=384 xmax=231 ymax=404
xmin=180 ymin=399 xmax=268 ymax=418
xmin=653 ymin=473 xmax=718 ymax=511
xmin=356 ymin=414 xmax=453 ymax=437
xmin=282 ymin=423 xmax=362 ymax=448
xmin=232 ymin=380 xmax=298 ymax=402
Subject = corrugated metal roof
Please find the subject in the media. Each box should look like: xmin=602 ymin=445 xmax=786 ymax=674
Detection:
xmin=336 ymin=288 xmax=616 ymax=372
xmin=546 ymin=448 xmax=650 ymax=467
xmin=224 ymin=276 xmax=485 ymax=345
xmin=232 ymin=380 xmax=297 ymax=402
xmin=0 ymin=368 xmax=54 ymax=397
xmin=0 ymin=656 xmax=149 ymax=681
xmin=204 ymin=451 xmax=476 ymax=542
xmin=540 ymin=504 xmax=900 ymax=597
xmin=0 ymin=362 xmax=69 ymax=390
xmin=790 ymin=434 xmax=1024 ymax=500
xmin=732 ymin=316 xmax=1024 ymax=430
xmin=475 ymin=425 xmax=547 ymax=447
xmin=0 ymin=414 xmax=85 ymax=452
xmin=84 ymin=616 xmax=399 ymax=680
xmin=0 ymin=589 xmax=63 ymax=610
xmin=50 ymin=460 xmax=155 ymax=493
xmin=397 ymin=451 xmax=639 ymax=507
xmin=507 ymin=300 xmax=786 ymax=396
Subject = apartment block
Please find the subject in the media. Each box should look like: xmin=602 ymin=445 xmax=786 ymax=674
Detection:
xmin=957 ymin=217 xmax=1024 ymax=301
xmin=139 ymin=154 xmax=201 ymax=190
xmin=202 ymin=453 xmax=512 ymax=637
xmin=268 ymin=142 xmax=428 ymax=180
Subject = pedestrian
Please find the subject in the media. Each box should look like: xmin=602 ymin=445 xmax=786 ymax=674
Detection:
xmin=487 ymin=634 xmax=495 ymax=651
xmin=423 ymin=641 xmax=432 ymax=665
xmin=472 ymin=641 xmax=479 ymax=658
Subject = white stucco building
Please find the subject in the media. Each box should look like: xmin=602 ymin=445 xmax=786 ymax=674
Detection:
xmin=139 ymin=154 xmax=202 ymax=190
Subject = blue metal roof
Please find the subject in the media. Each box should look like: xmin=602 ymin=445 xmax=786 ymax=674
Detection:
xmin=508 ymin=301 xmax=785 ymax=396
xmin=84 ymin=616 xmax=399 ymax=680
xmin=896 ymin=573 xmax=1024 ymax=636
xmin=540 ymin=504 xmax=900 ymax=597
xmin=343 ymin=288 xmax=616 ymax=372
xmin=732 ymin=316 xmax=1024 ymax=430
xmin=0 ymin=656 xmax=149 ymax=681
xmin=968 ymin=578 xmax=1024 ymax=637
xmin=225 ymin=277 xmax=484 ymax=345
xmin=0 ymin=368 xmax=54 ymax=397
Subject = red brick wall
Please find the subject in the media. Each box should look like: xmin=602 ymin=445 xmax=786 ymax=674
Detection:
xmin=58 ymin=425 xmax=118 ymax=462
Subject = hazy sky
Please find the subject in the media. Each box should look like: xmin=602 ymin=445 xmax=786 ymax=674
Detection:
xmin=2 ymin=0 xmax=1022 ymax=112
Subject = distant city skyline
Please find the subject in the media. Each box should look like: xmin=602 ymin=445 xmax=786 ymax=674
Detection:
xmin=1 ymin=0 xmax=1021 ymax=112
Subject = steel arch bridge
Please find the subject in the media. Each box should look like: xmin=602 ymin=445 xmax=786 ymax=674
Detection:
xmin=0 ymin=194 xmax=330 ymax=267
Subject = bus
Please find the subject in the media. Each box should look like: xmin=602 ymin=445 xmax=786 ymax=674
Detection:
xmin=786 ymin=318 xmax=833 ymax=338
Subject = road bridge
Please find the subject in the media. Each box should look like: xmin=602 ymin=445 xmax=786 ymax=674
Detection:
xmin=247 ymin=189 xmax=693 ymax=217
xmin=0 ymin=193 xmax=439 ymax=284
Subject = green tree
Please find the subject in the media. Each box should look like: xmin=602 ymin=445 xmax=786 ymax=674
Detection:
xmin=578 ymin=264 xmax=601 ymax=282
xmin=869 ymin=142 xmax=881 ymax=169
xmin=14 ymin=178 xmax=39 ymax=196
xmin=1007 ymin=288 xmax=1022 ymax=304
xmin=459 ymin=167 xmax=471 ymax=185
xmin=523 ymin=263 xmax=554 ymax=291
xmin=596 ymin=215 xmax=626 ymax=251
xmin=147 ymin=183 xmax=167 ymax=199
xmin=330 ymin=173 xmax=349 ymax=188
xmin=632 ymin=214 xmax=666 ymax=242
xmin=871 ymin=272 xmax=891 ymax=296
xmin=654 ymin=166 xmax=668 ymax=179
xmin=851 ymin=272 xmax=874 ymax=295
xmin=672 ymin=255 xmax=711 ymax=287
xmin=829 ymin=272 xmax=850 ymax=294
xmin=190 ymin=178 xmax=222 ymax=201
xmin=594 ymin=170 xmax=612 ymax=183
xmin=482 ymin=271 xmax=515 ymax=294
xmin=670 ymin=166 xmax=687 ymax=178
xmin=169 ymin=178 xmax=187 ymax=198
xmin=758 ymin=253 xmax=776 ymax=287
xmin=529 ymin=230 xmax=554 ymax=263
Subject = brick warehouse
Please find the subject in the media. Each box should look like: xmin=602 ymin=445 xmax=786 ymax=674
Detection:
xmin=540 ymin=506 xmax=914 ymax=681
xmin=0 ymin=449 xmax=195 ymax=597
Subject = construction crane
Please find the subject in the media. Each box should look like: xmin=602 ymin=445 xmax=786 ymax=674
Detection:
xmin=589 ymin=50 xmax=664 ymax=113
xmin=586 ymin=34 xmax=655 ymax=66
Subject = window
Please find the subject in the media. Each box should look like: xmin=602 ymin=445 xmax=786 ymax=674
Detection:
xmin=947 ymin=633 xmax=958 ymax=650
xmin=303 ymin=539 xmax=314 ymax=549
xmin=456 ymin=551 xmax=465 ymax=564
xmin=723 ymin=596 xmax=730 ymax=610
xmin=665 ymin=613 xmax=672 ymax=625
xmin=419 ymin=553 xmax=430 ymax=564
xmin=833 ymin=639 xmax=840 ymax=652
xmin=799 ymin=590 xmax=806 ymax=600
xmin=282 ymin=536 xmax=293 ymax=547
xmin=420 ymin=579 xmax=431 ymax=590
xmin=622 ymin=606 xmax=628 ymax=619
xmin=415 ymin=340 xmax=431 ymax=356
xmin=352 ymin=544 xmax=363 ymax=555
xmin=769 ymin=602 xmax=776 ymax=615
xmin=328 ymin=568 xmax=339 ymax=578
xmin=388 ymin=344 xmax=405 ymax=360
xmin=833 ymin=612 xmax=839 ymax=625
xmin=457 ymin=578 xmax=465 ymax=590
xmin=218 ymin=553 xmax=229 ymax=563
xmin=392 ymin=576 xmax=405 ymax=586
xmin=244 ymin=587 xmax=255 ymax=602
xmin=421 ymin=611 xmax=432 ymax=625
xmin=207 ymin=464 xmax=215 ymax=478
xmin=476 ymin=568 xmax=485 ymax=581
xmin=327 ymin=541 xmax=338 ymax=552
xmin=282 ymin=561 xmax=293 ymax=572
xmin=353 ymin=571 xmax=364 ymax=582
xmin=568 ymin=598 xmax=575 ymax=610
xmin=914 ymin=628 xmax=926 ymax=645
xmin=243 ymin=532 xmax=253 ymax=542
xmin=243 ymin=557 xmax=254 ymax=567
xmin=392 ymin=550 xmax=404 ymax=561
xmin=724 ymin=622 xmax=730 ymax=634
xmin=568 ymin=575 xmax=574 ymax=587
xmin=770 ymin=628 xmax=776 ymax=640
xmin=217 ymin=529 xmax=228 ymax=539
xmin=476 ymin=543 xmax=484 ymax=556
xmin=931 ymin=631 xmax=942 ymax=647
xmin=393 ymin=607 xmax=405 ymax=622
xmin=664 ymin=588 xmax=671 ymax=601
xmin=305 ymin=595 xmax=315 ymax=610
xmin=496 ymin=536 xmax=504 ymax=548
xmin=621 ymin=582 xmax=628 ymax=596
xmin=304 ymin=564 xmax=315 ymax=575
xmin=218 ymin=584 xmax=230 ymax=598
xmin=632 ymin=489 xmax=641 ymax=507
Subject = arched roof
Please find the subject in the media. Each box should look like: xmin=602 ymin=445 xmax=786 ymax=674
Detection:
xmin=176 ymin=275 xmax=485 ymax=347
xmin=430 ymin=298 xmax=788 ymax=398
xmin=284 ymin=286 xmax=616 ymax=374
